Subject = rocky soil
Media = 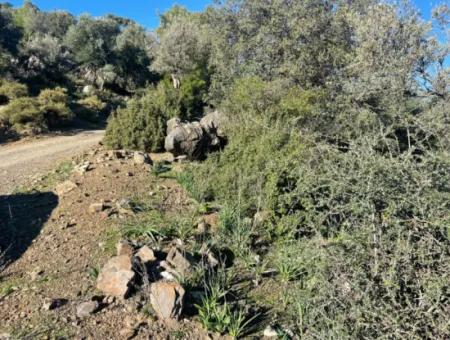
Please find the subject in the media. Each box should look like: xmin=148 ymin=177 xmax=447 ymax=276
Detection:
xmin=0 ymin=145 xmax=225 ymax=339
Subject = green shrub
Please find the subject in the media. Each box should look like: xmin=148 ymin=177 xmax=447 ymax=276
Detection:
xmin=104 ymin=87 xmax=167 ymax=152
xmin=0 ymin=97 xmax=45 ymax=134
xmin=0 ymin=86 xmax=73 ymax=134
xmin=0 ymin=80 xmax=28 ymax=104
xmin=183 ymin=76 xmax=450 ymax=337
xmin=75 ymin=95 xmax=107 ymax=122
xmin=38 ymin=87 xmax=74 ymax=127
xmin=156 ymin=69 xmax=208 ymax=121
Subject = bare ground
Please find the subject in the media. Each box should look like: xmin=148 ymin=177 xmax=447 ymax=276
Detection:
xmin=0 ymin=130 xmax=104 ymax=195
xmin=0 ymin=146 xmax=222 ymax=339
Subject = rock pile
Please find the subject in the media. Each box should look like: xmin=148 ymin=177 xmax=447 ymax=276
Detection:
xmin=95 ymin=241 xmax=216 ymax=322
xmin=164 ymin=111 xmax=227 ymax=160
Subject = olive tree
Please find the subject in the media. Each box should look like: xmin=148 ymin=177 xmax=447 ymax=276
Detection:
xmin=152 ymin=8 xmax=210 ymax=88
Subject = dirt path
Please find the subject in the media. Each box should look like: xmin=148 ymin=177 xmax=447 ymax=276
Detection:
xmin=0 ymin=130 xmax=104 ymax=194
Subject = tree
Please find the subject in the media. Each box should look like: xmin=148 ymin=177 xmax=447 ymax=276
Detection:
xmin=152 ymin=8 xmax=209 ymax=87
xmin=114 ymin=23 xmax=156 ymax=91
xmin=0 ymin=4 xmax=21 ymax=65
xmin=64 ymin=15 xmax=120 ymax=82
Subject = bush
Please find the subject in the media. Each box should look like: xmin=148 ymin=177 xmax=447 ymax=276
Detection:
xmin=0 ymin=97 xmax=45 ymax=134
xmin=38 ymin=87 xmax=74 ymax=127
xmin=104 ymin=87 xmax=167 ymax=151
xmin=0 ymin=86 xmax=73 ymax=134
xmin=75 ymin=95 xmax=107 ymax=122
xmin=182 ymin=74 xmax=450 ymax=337
xmin=0 ymin=80 xmax=28 ymax=104
xmin=155 ymin=69 xmax=208 ymax=121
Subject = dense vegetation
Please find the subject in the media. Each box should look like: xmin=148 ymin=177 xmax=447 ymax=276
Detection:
xmin=0 ymin=1 xmax=157 ymax=139
xmin=2 ymin=0 xmax=450 ymax=338
xmin=155 ymin=1 xmax=449 ymax=338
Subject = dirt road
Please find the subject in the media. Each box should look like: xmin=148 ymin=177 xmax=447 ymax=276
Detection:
xmin=0 ymin=130 xmax=104 ymax=194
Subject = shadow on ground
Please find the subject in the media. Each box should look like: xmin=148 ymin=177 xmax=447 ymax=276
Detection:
xmin=0 ymin=192 xmax=58 ymax=268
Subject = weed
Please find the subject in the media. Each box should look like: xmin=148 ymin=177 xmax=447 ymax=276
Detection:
xmin=276 ymin=262 xmax=303 ymax=283
xmin=196 ymin=298 xmax=256 ymax=339
xmin=0 ymin=282 xmax=16 ymax=299
xmin=177 ymin=171 xmax=208 ymax=203
xmin=121 ymin=223 xmax=166 ymax=242
xmin=216 ymin=207 xmax=253 ymax=259
xmin=88 ymin=265 xmax=100 ymax=280
xmin=151 ymin=162 xmax=172 ymax=176
xmin=169 ymin=215 xmax=195 ymax=241
xmin=228 ymin=307 xmax=258 ymax=339
xmin=169 ymin=330 xmax=185 ymax=339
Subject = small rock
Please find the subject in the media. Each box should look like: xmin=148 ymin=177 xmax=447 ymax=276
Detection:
xmin=89 ymin=203 xmax=105 ymax=214
xmin=160 ymin=271 xmax=176 ymax=281
xmin=150 ymin=282 xmax=185 ymax=320
xmin=42 ymin=298 xmax=67 ymax=311
xmin=29 ymin=268 xmax=44 ymax=281
xmin=136 ymin=246 xmax=156 ymax=264
xmin=117 ymin=240 xmax=134 ymax=257
xmin=174 ymin=155 xmax=188 ymax=163
xmin=263 ymin=326 xmax=278 ymax=337
xmin=119 ymin=328 xmax=136 ymax=340
xmin=75 ymin=161 xmax=92 ymax=175
xmin=76 ymin=301 xmax=99 ymax=318
xmin=96 ymin=255 xmax=135 ymax=298
xmin=55 ymin=180 xmax=77 ymax=196
xmin=199 ymin=245 xmax=219 ymax=268
xmin=203 ymin=213 xmax=219 ymax=232
xmin=103 ymin=296 xmax=115 ymax=305
xmin=166 ymin=247 xmax=193 ymax=276
xmin=134 ymin=152 xmax=151 ymax=165
xmin=82 ymin=85 xmax=95 ymax=95
xmin=205 ymin=251 xmax=219 ymax=269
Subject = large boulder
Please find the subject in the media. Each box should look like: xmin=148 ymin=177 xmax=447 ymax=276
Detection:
xmin=164 ymin=121 xmax=209 ymax=159
xmin=166 ymin=117 xmax=182 ymax=135
xmin=164 ymin=111 xmax=227 ymax=160
xmin=200 ymin=110 xmax=227 ymax=139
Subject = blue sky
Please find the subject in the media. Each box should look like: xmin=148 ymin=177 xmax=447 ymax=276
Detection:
xmin=6 ymin=0 xmax=446 ymax=29
xmin=7 ymin=0 xmax=212 ymax=29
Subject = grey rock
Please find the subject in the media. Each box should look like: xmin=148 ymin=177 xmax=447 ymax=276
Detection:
xmin=76 ymin=301 xmax=99 ymax=318
xmin=164 ymin=111 xmax=227 ymax=160
xmin=164 ymin=121 xmax=207 ymax=160
xmin=166 ymin=117 xmax=182 ymax=135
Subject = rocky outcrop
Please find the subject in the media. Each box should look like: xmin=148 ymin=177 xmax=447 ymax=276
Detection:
xmin=164 ymin=111 xmax=227 ymax=160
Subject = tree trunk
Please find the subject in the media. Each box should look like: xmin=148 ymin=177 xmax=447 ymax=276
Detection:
xmin=171 ymin=73 xmax=181 ymax=89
